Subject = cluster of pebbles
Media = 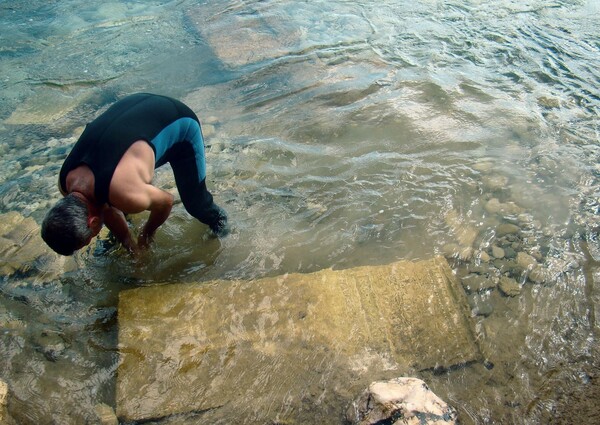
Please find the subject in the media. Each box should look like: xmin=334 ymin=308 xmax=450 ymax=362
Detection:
xmin=441 ymin=160 xmax=578 ymax=318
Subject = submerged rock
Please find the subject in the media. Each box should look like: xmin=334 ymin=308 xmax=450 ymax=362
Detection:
xmin=496 ymin=223 xmax=520 ymax=237
xmin=346 ymin=377 xmax=457 ymax=425
xmin=498 ymin=276 xmax=521 ymax=297
xmin=0 ymin=379 xmax=7 ymax=408
xmin=516 ymin=252 xmax=538 ymax=270
xmin=0 ymin=211 xmax=75 ymax=279
xmin=461 ymin=274 xmax=497 ymax=294
xmin=95 ymin=403 xmax=118 ymax=425
xmin=116 ymin=257 xmax=480 ymax=424
xmin=4 ymin=89 xmax=91 ymax=126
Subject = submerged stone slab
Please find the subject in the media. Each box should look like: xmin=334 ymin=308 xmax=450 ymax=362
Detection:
xmin=0 ymin=211 xmax=74 ymax=278
xmin=4 ymin=89 xmax=89 ymax=126
xmin=116 ymin=257 xmax=479 ymax=423
xmin=186 ymin=6 xmax=300 ymax=68
xmin=186 ymin=3 xmax=372 ymax=69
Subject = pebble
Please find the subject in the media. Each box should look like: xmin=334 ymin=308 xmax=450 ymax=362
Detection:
xmin=95 ymin=403 xmax=118 ymax=425
xmin=503 ymin=246 xmax=517 ymax=259
xmin=516 ymin=252 xmax=537 ymax=270
xmin=461 ymin=274 xmax=497 ymax=294
xmin=33 ymin=331 xmax=67 ymax=362
xmin=528 ymin=267 xmax=548 ymax=284
xmin=498 ymin=276 xmax=521 ymax=297
xmin=485 ymin=198 xmax=524 ymax=216
xmin=482 ymin=174 xmax=509 ymax=191
xmin=473 ymin=161 xmax=494 ymax=173
xmin=202 ymin=123 xmax=216 ymax=138
xmin=496 ymin=223 xmax=520 ymax=236
xmin=537 ymin=96 xmax=561 ymax=109
xmin=493 ymin=259 xmax=523 ymax=277
xmin=442 ymin=244 xmax=475 ymax=262
xmin=491 ymin=245 xmax=505 ymax=259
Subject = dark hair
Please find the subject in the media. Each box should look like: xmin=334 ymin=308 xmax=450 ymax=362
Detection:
xmin=41 ymin=194 xmax=93 ymax=256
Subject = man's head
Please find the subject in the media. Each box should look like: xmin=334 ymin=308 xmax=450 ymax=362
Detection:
xmin=41 ymin=193 xmax=102 ymax=256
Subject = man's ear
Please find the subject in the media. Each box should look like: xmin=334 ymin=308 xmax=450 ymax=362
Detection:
xmin=87 ymin=215 xmax=102 ymax=232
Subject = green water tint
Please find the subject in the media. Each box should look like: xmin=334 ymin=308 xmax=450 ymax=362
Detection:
xmin=1 ymin=0 xmax=600 ymax=423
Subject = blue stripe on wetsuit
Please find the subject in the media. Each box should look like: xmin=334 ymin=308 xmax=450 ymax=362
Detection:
xmin=149 ymin=117 xmax=207 ymax=181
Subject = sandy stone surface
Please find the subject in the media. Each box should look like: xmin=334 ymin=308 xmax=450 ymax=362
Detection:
xmin=116 ymin=257 xmax=480 ymax=423
xmin=0 ymin=211 xmax=75 ymax=278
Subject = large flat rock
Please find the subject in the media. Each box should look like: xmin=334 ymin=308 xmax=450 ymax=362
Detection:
xmin=116 ymin=257 xmax=480 ymax=423
xmin=186 ymin=3 xmax=372 ymax=69
xmin=0 ymin=211 xmax=74 ymax=278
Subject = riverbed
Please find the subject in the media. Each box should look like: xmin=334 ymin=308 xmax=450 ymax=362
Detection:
xmin=1 ymin=1 xmax=599 ymax=423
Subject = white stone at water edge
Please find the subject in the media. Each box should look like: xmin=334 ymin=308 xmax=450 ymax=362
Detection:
xmin=346 ymin=377 xmax=457 ymax=425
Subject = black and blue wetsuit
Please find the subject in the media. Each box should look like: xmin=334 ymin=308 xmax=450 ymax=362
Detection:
xmin=59 ymin=93 xmax=226 ymax=233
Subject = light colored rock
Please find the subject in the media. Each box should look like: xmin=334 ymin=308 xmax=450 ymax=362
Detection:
xmin=479 ymin=251 xmax=490 ymax=263
xmin=95 ymin=403 xmax=118 ymax=425
xmin=346 ymin=377 xmax=457 ymax=425
xmin=4 ymin=89 xmax=90 ymax=125
xmin=482 ymin=174 xmax=509 ymax=191
xmin=0 ymin=211 xmax=76 ymax=278
xmin=484 ymin=198 xmax=523 ymax=216
xmin=498 ymin=276 xmax=521 ymax=297
xmin=442 ymin=243 xmax=460 ymax=259
xmin=116 ymin=257 xmax=480 ymax=423
xmin=517 ymin=252 xmax=538 ymax=270
xmin=0 ymin=379 xmax=11 ymax=425
xmin=458 ymin=246 xmax=474 ymax=261
xmin=186 ymin=6 xmax=301 ymax=68
xmin=201 ymin=123 xmax=216 ymax=138
xmin=496 ymin=223 xmax=520 ymax=237
xmin=472 ymin=161 xmax=494 ymax=173
xmin=491 ymin=245 xmax=505 ymax=259
xmin=528 ymin=266 xmax=548 ymax=284
xmin=537 ymin=96 xmax=561 ymax=109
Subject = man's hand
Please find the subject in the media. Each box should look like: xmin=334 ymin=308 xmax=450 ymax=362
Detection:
xmin=103 ymin=206 xmax=139 ymax=254
xmin=136 ymin=187 xmax=174 ymax=249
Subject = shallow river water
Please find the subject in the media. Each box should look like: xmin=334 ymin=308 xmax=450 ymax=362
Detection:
xmin=1 ymin=0 xmax=600 ymax=424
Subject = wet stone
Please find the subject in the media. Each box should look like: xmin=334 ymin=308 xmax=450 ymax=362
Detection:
xmin=492 ymin=259 xmax=523 ymax=278
xmin=528 ymin=266 xmax=548 ymax=284
xmin=0 ymin=211 xmax=75 ymax=279
xmin=461 ymin=274 xmax=497 ymax=294
xmin=468 ymin=293 xmax=494 ymax=317
xmin=496 ymin=223 xmax=520 ymax=237
xmin=116 ymin=257 xmax=480 ymax=423
xmin=34 ymin=331 xmax=67 ymax=362
xmin=503 ymin=246 xmax=517 ymax=259
xmin=0 ymin=380 xmax=9 ymax=424
xmin=479 ymin=251 xmax=491 ymax=263
xmin=95 ymin=403 xmax=118 ymax=425
xmin=4 ymin=89 xmax=91 ymax=126
xmin=482 ymin=174 xmax=509 ymax=192
xmin=484 ymin=198 xmax=524 ymax=216
xmin=498 ymin=276 xmax=521 ymax=297
xmin=491 ymin=245 xmax=505 ymax=259
xmin=346 ymin=377 xmax=457 ymax=425
xmin=517 ymin=252 xmax=538 ymax=270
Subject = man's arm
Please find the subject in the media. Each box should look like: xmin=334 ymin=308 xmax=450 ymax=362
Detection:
xmin=103 ymin=206 xmax=138 ymax=253
xmin=137 ymin=186 xmax=174 ymax=249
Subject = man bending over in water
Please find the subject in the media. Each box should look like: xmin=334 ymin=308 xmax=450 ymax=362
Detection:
xmin=42 ymin=93 xmax=228 ymax=256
